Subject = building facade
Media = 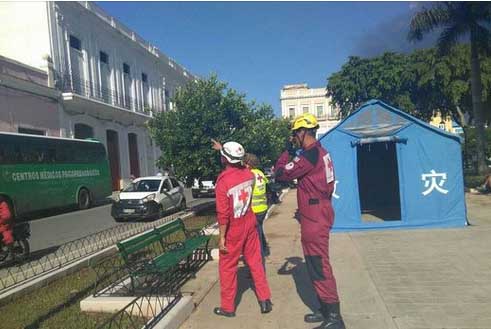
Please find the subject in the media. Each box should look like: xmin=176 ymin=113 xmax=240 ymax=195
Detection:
xmin=0 ymin=2 xmax=197 ymax=190
xmin=0 ymin=55 xmax=62 ymax=137
xmin=280 ymin=84 xmax=340 ymax=137
xmin=429 ymin=111 xmax=463 ymax=135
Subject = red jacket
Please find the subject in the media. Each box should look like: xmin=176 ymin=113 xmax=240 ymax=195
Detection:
xmin=275 ymin=141 xmax=335 ymax=226
xmin=0 ymin=201 xmax=12 ymax=225
xmin=215 ymin=166 xmax=256 ymax=227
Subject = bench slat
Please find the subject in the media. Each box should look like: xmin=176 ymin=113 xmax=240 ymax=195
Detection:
xmin=117 ymin=231 xmax=162 ymax=259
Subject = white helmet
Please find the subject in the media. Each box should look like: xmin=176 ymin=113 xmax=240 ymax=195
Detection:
xmin=220 ymin=141 xmax=245 ymax=164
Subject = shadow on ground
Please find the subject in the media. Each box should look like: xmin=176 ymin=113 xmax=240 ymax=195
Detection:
xmin=277 ymin=256 xmax=319 ymax=313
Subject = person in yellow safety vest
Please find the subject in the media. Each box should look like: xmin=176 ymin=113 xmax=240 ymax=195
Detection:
xmin=244 ymin=153 xmax=270 ymax=258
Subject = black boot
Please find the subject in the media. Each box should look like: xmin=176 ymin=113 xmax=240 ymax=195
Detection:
xmin=304 ymin=309 xmax=324 ymax=323
xmin=213 ymin=307 xmax=235 ymax=317
xmin=258 ymin=299 xmax=273 ymax=313
xmin=313 ymin=302 xmax=345 ymax=329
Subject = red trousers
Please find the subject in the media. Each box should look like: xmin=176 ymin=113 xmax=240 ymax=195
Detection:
xmin=300 ymin=203 xmax=339 ymax=304
xmin=219 ymin=219 xmax=271 ymax=312
xmin=301 ymin=228 xmax=339 ymax=304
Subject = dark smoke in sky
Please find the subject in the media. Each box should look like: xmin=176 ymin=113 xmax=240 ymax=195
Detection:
xmin=352 ymin=2 xmax=441 ymax=58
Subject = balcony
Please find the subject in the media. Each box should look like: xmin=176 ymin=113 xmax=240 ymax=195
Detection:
xmin=58 ymin=73 xmax=154 ymax=114
xmin=57 ymin=73 xmax=153 ymax=126
xmin=317 ymin=113 xmax=341 ymax=121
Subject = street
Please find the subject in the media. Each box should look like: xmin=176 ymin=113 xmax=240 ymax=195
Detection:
xmin=27 ymin=189 xmax=214 ymax=253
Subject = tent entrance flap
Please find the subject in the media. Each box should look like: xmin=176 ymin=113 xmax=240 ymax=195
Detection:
xmin=356 ymin=141 xmax=401 ymax=222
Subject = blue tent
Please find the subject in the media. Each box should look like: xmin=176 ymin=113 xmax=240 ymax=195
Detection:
xmin=319 ymin=100 xmax=467 ymax=231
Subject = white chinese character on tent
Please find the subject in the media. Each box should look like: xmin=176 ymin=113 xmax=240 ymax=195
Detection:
xmin=332 ymin=180 xmax=340 ymax=199
xmin=421 ymin=170 xmax=449 ymax=196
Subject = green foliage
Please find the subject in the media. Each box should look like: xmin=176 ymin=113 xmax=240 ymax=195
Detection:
xmin=326 ymin=44 xmax=491 ymax=125
xmin=327 ymin=53 xmax=416 ymax=117
xmin=148 ymin=75 xmax=290 ymax=185
xmin=408 ymin=1 xmax=491 ymax=175
xmin=463 ymin=127 xmax=491 ymax=172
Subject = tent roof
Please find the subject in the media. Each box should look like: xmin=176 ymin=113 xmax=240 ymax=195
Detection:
xmin=321 ymin=99 xmax=462 ymax=143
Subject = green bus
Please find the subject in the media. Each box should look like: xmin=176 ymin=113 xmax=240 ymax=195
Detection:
xmin=0 ymin=132 xmax=112 ymax=220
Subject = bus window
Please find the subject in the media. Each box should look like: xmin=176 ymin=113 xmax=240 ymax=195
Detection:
xmin=0 ymin=132 xmax=112 ymax=216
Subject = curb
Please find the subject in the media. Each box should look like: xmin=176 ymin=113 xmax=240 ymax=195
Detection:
xmin=153 ymin=296 xmax=194 ymax=329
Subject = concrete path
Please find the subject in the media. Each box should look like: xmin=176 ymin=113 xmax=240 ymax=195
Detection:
xmin=179 ymin=190 xmax=491 ymax=329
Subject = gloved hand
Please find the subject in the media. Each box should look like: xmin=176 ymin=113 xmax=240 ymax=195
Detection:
xmin=285 ymin=139 xmax=297 ymax=156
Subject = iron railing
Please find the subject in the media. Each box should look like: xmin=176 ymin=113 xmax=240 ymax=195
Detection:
xmin=95 ymin=282 xmax=181 ymax=329
xmin=91 ymin=216 xmax=214 ymax=329
xmin=0 ymin=212 xmax=183 ymax=293
xmin=57 ymin=72 xmax=154 ymax=115
xmin=93 ymin=250 xmax=210 ymax=329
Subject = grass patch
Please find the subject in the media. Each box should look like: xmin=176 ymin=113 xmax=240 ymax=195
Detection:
xmin=0 ymin=214 xmax=217 ymax=329
xmin=0 ymin=267 xmax=113 ymax=329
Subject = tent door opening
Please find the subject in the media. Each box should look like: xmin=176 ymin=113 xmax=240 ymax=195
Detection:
xmin=357 ymin=141 xmax=401 ymax=221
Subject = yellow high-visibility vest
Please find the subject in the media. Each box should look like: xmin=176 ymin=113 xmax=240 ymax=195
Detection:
xmin=251 ymin=168 xmax=268 ymax=214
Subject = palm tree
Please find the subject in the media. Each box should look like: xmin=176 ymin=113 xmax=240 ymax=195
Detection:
xmin=408 ymin=2 xmax=491 ymax=174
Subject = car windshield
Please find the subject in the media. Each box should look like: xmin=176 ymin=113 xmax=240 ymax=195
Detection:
xmin=123 ymin=179 xmax=161 ymax=192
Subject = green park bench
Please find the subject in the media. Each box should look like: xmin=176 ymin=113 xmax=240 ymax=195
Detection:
xmin=116 ymin=218 xmax=211 ymax=293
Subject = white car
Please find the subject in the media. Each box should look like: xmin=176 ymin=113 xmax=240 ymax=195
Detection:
xmin=111 ymin=175 xmax=186 ymax=221
xmin=191 ymin=178 xmax=216 ymax=198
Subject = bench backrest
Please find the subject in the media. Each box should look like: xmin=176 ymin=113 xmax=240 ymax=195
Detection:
xmin=153 ymin=218 xmax=186 ymax=240
xmin=117 ymin=218 xmax=188 ymax=263
xmin=117 ymin=230 xmax=163 ymax=262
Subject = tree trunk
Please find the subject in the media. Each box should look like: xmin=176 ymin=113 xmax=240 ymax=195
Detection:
xmin=470 ymin=30 xmax=488 ymax=174
xmin=455 ymin=105 xmax=467 ymax=127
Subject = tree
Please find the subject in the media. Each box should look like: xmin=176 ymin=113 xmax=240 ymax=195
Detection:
xmin=409 ymin=45 xmax=472 ymax=124
xmin=148 ymin=75 xmax=289 ymax=185
xmin=327 ymin=53 xmax=416 ymax=118
xmin=408 ymin=1 xmax=491 ymax=174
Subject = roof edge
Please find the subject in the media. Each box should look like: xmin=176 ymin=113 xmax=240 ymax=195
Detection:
xmin=319 ymin=99 xmax=462 ymax=143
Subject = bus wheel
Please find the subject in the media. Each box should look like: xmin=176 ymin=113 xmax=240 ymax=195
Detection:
xmin=77 ymin=188 xmax=91 ymax=210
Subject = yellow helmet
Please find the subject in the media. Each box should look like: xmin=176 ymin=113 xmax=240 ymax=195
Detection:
xmin=291 ymin=113 xmax=319 ymax=131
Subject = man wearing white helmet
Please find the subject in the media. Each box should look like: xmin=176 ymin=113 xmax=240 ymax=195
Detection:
xmin=211 ymin=139 xmax=272 ymax=317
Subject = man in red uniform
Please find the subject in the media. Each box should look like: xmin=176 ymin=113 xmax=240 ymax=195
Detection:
xmin=274 ymin=114 xmax=345 ymax=329
xmin=212 ymin=140 xmax=272 ymax=317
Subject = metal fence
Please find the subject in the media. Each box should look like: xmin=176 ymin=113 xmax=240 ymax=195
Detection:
xmin=91 ymin=215 xmax=214 ymax=329
xmin=0 ymin=212 xmax=184 ymax=293
xmin=57 ymin=73 xmax=153 ymax=115
xmin=93 ymin=251 xmax=211 ymax=329
xmin=96 ymin=284 xmax=181 ymax=329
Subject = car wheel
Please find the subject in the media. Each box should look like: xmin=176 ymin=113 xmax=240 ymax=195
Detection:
xmin=158 ymin=204 xmax=164 ymax=219
xmin=77 ymin=188 xmax=91 ymax=210
xmin=180 ymin=198 xmax=187 ymax=211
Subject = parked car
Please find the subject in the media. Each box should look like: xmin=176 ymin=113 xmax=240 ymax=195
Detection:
xmin=111 ymin=175 xmax=186 ymax=221
xmin=191 ymin=178 xmax=216 ymax=198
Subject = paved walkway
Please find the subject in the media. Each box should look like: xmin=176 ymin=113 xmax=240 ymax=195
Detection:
xmin=180 ymin=190 xmax=491 ymax=329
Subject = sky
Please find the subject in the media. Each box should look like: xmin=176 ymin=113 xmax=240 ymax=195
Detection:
xmin=97 ymin=1 xmax=437 ymax=116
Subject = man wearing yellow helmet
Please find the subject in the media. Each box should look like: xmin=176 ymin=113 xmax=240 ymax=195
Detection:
xmin=274 ymin=114 xmax=345 ymax=329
